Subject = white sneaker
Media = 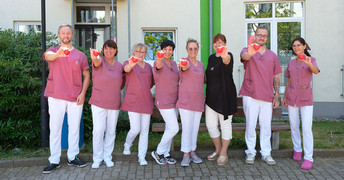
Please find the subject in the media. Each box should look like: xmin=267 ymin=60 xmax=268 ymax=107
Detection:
xmin=91 ymin=162 xmax=101 ymax=169
xmin=123 ymin=146 xmax=131 ymax=155
xmin=245 ymin=153 xmax=255 ymax=164
xmin=104 ymin=160 xmax=114 ymax=167
xmin=262 ymin=155 xmax=276 ymax=165
xmin=138 ymin=158 xmax=148 ymax=166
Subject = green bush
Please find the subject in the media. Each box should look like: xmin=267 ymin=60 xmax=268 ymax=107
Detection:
xmin=0 ymin=29 xmax=58 ymax=149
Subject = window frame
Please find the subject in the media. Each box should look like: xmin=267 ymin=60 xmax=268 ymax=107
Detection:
xmin=14 ymin=21 xmax=41 ymax=33
xmin=244 ymin=1 xmax=305 ymax=55
xmin=74 ymin=3 xmax=112 ymax=25
xmin=142 ymin=28 xmax=177 ymax=63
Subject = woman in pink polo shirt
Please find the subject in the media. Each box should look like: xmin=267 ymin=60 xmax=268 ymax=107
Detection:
xmin=282 ymin=37 xmax=320 ymax=170
xmin=176 ymin=38 xmax=205 ymax=167
xmin=121 ymin=43 xmax=154 ymax=166
xmin=151 ymin=40 xmax=179 ymax=165
xmin=89 ymin=40 xmax=123 ymax=169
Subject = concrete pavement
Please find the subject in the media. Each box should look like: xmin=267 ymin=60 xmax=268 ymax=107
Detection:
xmin=1 ymin=150 xmax=344 ymax=179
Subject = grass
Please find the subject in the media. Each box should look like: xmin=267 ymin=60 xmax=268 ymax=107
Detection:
xmin=1 ymin=120 xmax=343 ymax=160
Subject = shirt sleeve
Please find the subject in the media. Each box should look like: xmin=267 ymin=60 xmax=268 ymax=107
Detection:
xmin=285 ymin=62 xmax=290 ymax=78
xmin=42 ymin=46 xmax=58 ymax=61
xmin=273 ymin=53 xmax=282 ymax=76
xmin=80 ymin=53 xmax=90 ymax=71
xmin=153 ymin=60 xmax=163 ymax=72
xmin=311 ymin=57 xmax=320 ymax=73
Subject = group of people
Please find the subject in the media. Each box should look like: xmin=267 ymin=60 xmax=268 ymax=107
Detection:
xmin=42 ymin=24 xmax=319 ymax=174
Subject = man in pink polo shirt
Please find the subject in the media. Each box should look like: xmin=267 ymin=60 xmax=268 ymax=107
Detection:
xmin=240 ymin=26 xmax=282 ymax=166
xmin=42 ymin=24 xmax=90 ymax=173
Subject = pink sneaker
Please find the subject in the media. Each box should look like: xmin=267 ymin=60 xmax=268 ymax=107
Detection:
xmin=301 ymin=160 xmax=313 ymax=170
xmin=293 ymin=151 xmax=302 ymax=162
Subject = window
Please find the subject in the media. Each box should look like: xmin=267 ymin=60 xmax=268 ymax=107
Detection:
xmin=76 ymin=6 xmax=106 ymax=23
xmin=75 ymin=4 xmax=115 ymax=50
xmin=245 ymin=1 xmax=304 ymax=91
xmin=143 ymin=30 xmax=176 ymax=62
xmin=74 ymin=25 xmax=108 ymax=50
xmin=14 ymin=22 xmax=41 ymax=33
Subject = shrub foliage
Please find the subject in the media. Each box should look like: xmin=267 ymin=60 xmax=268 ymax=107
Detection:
xmin=0 ymin=29 xmax=57 ymax=149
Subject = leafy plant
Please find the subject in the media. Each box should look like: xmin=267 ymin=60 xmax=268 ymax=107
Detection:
xmin=0 ymin=29 xmax=58 ymax=149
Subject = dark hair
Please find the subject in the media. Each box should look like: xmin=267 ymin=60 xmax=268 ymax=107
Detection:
xmin=289 ymin=37 xmax=311 ymax=57
xmin=102 ymin=40 xmax=118 ymax=57
xmin=213 ymin=33 xmax=226 ymax=44
xmin=160 ymin=40 xmax=175 ymax=50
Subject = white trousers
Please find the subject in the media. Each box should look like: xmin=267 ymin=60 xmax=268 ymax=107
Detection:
xmin=243 ymin=96 xmax=272 ymax=157
xmin=91 ymin=105 xmax=119 ymax=163
xmin=48 ymin=97 xmax=83 ymax=164
xmin=124 ymin=112 xmax=151 ymax=159
xmin=205 ymin=105 xmax=233 ymax=140
xmin=156 ymin=108 xmax=179 ymax=156
xmin=180 ymin=108 xmax=202 ymax=153
xmin=288 ymin=105 xmax=314 ymax=162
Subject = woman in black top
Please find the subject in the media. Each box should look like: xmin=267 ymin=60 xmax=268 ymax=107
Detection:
xmin=205 ymin=33 xmax=237 ymax=166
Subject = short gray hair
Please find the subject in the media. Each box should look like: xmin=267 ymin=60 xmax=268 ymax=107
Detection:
xmin=58 ymin=24 xmax=73 ymax=34
xmin=186 ymin=38 xmax=199 ymax=49
xmin=131 ymin=43 xmax=148 ymax=56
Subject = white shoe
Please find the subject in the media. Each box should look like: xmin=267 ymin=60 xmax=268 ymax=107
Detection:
xmin=123 ymin=146 xmax=131 ymax=155
xmin=245 ymin=153 xmax=255 ymax=164
xmin=104 ymin=160 xmax=114 ymax=167
xmin=138 ymin=158 xmax=148 ymax=166
xmin=262 ymin=155 xmax=276 ymax=165
xmin=91 ymin=162 xmax=101 ymax=169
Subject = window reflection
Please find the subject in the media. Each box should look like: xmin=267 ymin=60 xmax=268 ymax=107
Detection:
xmin=245 ymin=3 xmax=272 ymax=19
xmin=276 ymin=2 xmax=303 ymax=18
xmin=77 ymin=7 xmax=106 ymax=23
xmin=143 ymin=31 xmax=174 ymax=60
xmin=277 ymin=21 xmax=301 ymax=86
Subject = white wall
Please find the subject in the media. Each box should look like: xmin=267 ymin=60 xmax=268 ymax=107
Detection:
xmin=0 ymin=0 xmax=71 ymax=34
xmin=221 ymin=0 xmax=246 ymax=93
xmin=116 ymin=0 xmax=200 ymax=63
xmin=1 ymin=0 xmax=40 ymax=30
xmin=306 ymin=0 xmax=344 ymax=102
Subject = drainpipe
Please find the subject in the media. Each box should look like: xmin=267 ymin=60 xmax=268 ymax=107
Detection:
xmin=128 ymin=0 xmax=131 ymax=57
xmin=41 ymin=0 xmax=49 ymax=148
xmin=71 ymin=0 xmax=74 ymax=45
xmin=209 ymin=0 xmax=213 ymax=55
xmin=111 ymin=0 xmax=115 ymax=40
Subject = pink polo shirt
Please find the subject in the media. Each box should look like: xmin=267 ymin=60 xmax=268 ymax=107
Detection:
xmin=43 ymin=46 xmax=89 ymax=102
xmin=239 ymin=48 xmax=282 ymax=103
xmin=120 ymin=61 xmax=154 ymax=114
xmin=89 ymin=57 xmax=123 ymax=110
xmin=176 ymin=58 xmax=205 ymax=112
xmin=153 ymin=59 xmax=179 ymax=109
xmin=285 ymin=57 xmax=319 ymax=107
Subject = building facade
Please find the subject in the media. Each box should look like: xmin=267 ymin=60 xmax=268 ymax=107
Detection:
xmin=1 ymin=0 xmax=343 ymax=118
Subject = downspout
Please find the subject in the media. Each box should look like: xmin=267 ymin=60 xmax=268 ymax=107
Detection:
xmin=209 ymin=0 xmax=213 ymax=55
xmin=71 ymin=0 xmax=74 ymax=45
xmin=111 ymin=0 xmax=115 ymax=40
xmin=128 ymin=0 xmax=131 ymax=57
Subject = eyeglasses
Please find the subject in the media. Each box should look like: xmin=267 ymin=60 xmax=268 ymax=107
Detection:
xmin=135 ymin=50 xmax=146 ymax=54
xmin=188 ymin=48 xmax=198 ymax=51
xmin=292 ymin=44 xmax=303 ymax=48
xmin=255 ymin=34 xmax=268 ymax=39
